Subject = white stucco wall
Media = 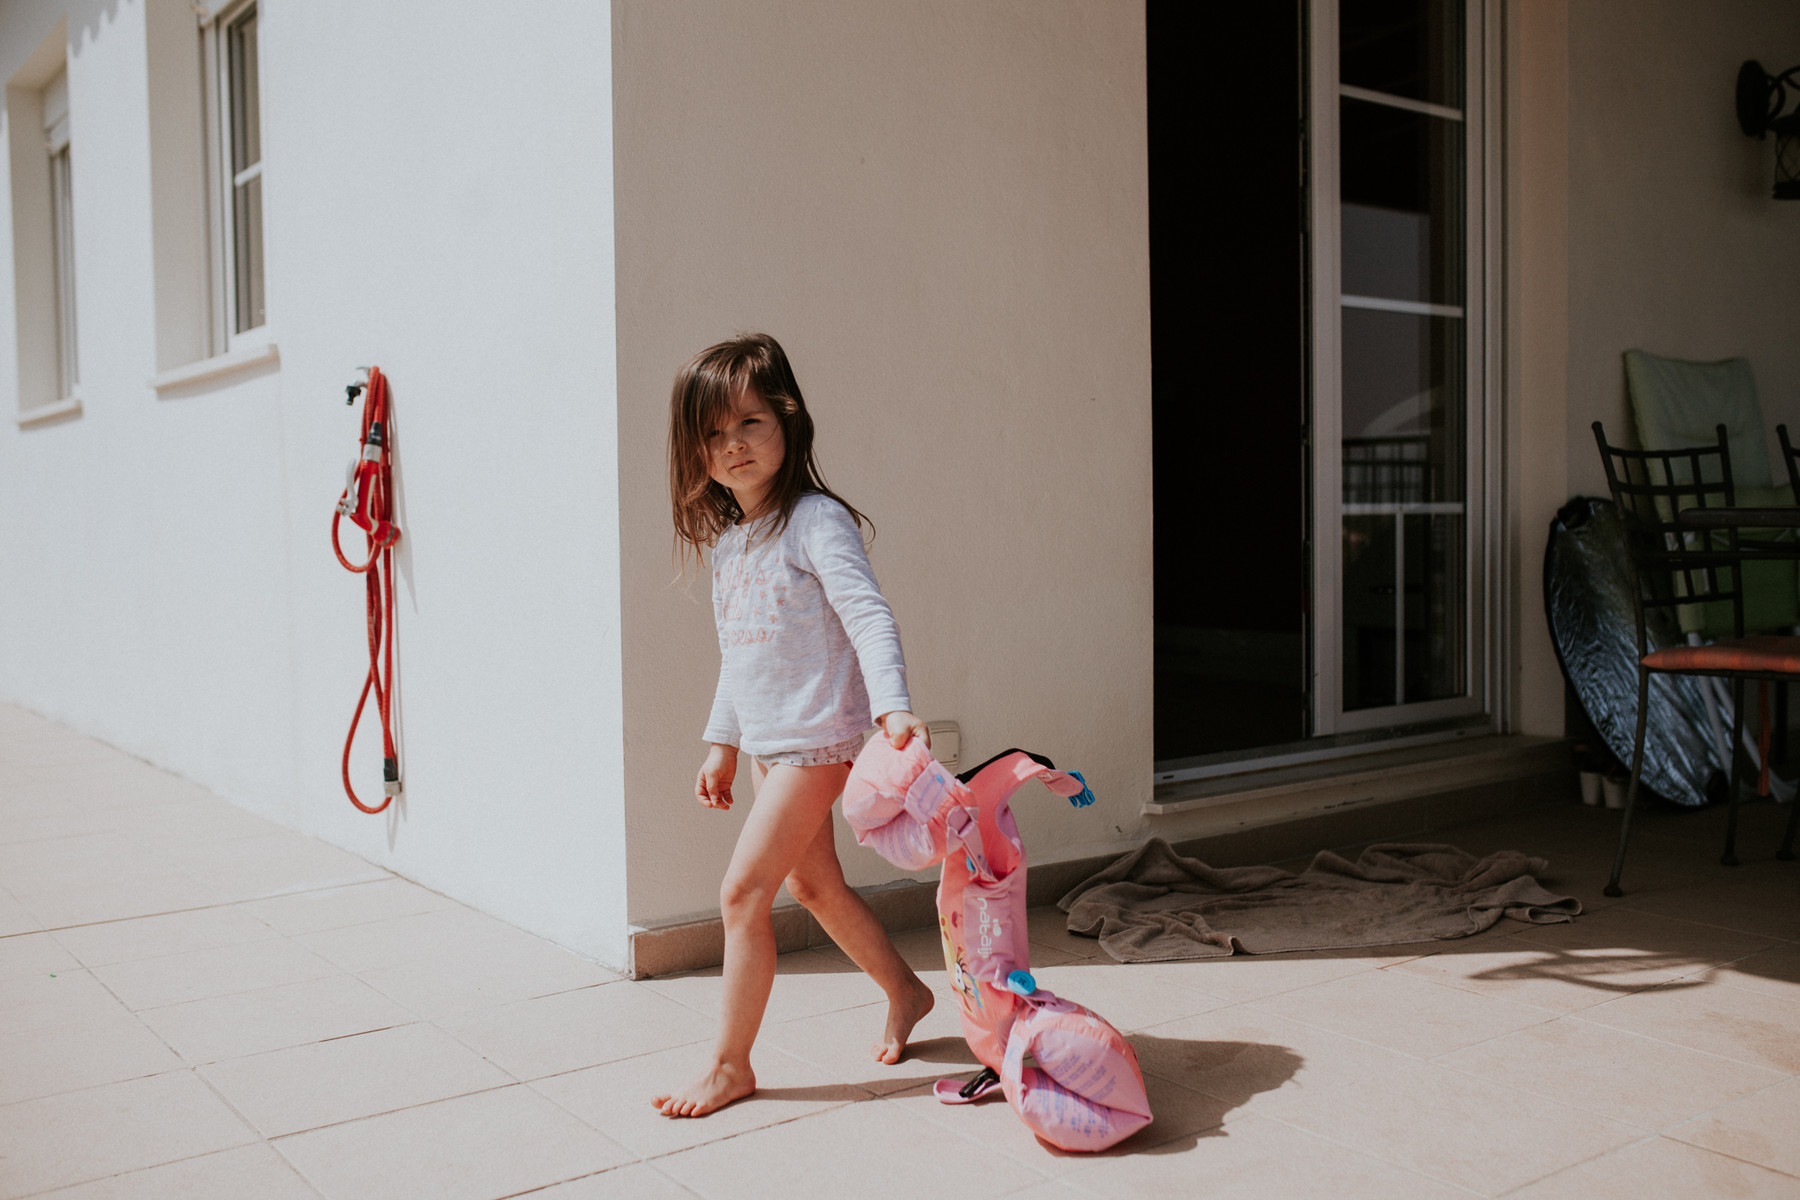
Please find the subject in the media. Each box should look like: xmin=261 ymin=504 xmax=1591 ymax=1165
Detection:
xmin=0 ymin=0 xmax=631 ymax=968
xmin=611 ymin=0 xmax=1159 ymax=930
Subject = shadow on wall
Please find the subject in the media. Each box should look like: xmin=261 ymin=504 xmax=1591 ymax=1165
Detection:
xmin=68 ymin=0 xmax=125 ymax=52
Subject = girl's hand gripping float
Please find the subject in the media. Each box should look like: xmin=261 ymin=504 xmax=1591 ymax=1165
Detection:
xmin=843 ymin=738 xmax=1152 ymax=1152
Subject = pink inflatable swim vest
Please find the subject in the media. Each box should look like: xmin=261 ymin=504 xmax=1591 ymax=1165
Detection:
xmin=843 ymin=737 xmax=1153 ymax=1152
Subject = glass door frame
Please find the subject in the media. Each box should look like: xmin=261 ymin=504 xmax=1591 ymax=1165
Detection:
xmin=1307 ymin=0 xmax=1501 ymax=739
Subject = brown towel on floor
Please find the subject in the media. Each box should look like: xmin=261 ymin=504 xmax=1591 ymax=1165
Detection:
xmin=1058 ymin=839 xmax=1582 ymax=963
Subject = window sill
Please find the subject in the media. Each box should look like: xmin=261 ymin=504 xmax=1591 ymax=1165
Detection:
xmin=149 ymin=340 xmax=279 ymax=393
xmin=1145 ymin=734 xmax=1570 ymax=815
xmin=16 ymin=392 xmax=82 ymax=427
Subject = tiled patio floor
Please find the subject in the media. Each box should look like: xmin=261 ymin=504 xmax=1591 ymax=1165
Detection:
xmin=4 ymin=701 xmax=1799 ymax=1198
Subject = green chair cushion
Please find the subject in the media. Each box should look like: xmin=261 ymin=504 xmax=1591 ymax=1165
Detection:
xmin=1625 ymin=349 xmax=1772 ymax=488
xmin=1623 ymin=349 xmax=1795 ymax=635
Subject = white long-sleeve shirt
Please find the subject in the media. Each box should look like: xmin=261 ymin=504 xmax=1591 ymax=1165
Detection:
xmin=703 ymin=493 xmax=911 ymax=755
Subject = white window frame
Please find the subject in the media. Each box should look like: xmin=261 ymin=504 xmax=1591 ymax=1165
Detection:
xmin=200 ymin=0 xmax=266 ymax=353
xmin=1308 ymin=0 xmax=1499 ymax=740
xmin=44 ymin=67 xmax=76 ymax=401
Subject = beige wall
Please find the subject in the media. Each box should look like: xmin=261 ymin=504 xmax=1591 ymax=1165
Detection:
xmin=1506 ymin=0 xmax=1800 ymax=738
xmin=612 ymin=1 xmax=1154 ymax=928
xmin=611 ymin=0 xmax=1800 ymax=932
xmin=1506 ymin=0 xmax=1571 ymax=737
xmin=1565 ymin=0 xmax=1800 ymax=494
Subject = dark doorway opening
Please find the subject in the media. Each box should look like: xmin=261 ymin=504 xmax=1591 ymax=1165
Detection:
xmin=1149 ymin=0 xmax=1309 ymax=763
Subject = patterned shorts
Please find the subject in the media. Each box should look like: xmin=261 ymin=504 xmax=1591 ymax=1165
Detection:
xmin=754 ymin=733 xmax=867 ymax=770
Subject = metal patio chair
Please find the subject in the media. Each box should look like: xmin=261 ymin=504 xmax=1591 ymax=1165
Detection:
xmin=1592 ymin=422 xmax=1800 ymax=897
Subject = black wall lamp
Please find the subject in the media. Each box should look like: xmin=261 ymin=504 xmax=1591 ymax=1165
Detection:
xmin=1737 ymin=60 xmax=1800 ymax=199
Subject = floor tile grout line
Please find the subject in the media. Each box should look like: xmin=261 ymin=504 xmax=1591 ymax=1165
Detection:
xmin=1244 ymin=959 xmax=1570 ymax=1040
xmin=0 ymin=1061 xmax=192 ymax=1114
xmin=633 ymin=977 xmax=893 ymax=1026
xmin=41 ymin=947 xmax=209 ymax=1098
xmin=493 ymin=1159 xmax=686 ymax=1200
xmin=1660 ymin=1124 xmax=1800 ymax=1183
xmin=483 ymin=1029 xmax=721 ymax=1089
xmin=311 ymin=1020 xmax=418 ymax=1044
xmin=1227 ymin=1106 xmax=1494 ymax=1197
xmin=255 ymin=1078 xmax=524 ymax=1143
xmin=96 ymin=957 xmax=370 ymax=1023
xmin=0 ymin=945 xmax=214 ymax=1111
xmin=525 ymin=1062 xmax=878 ymax=1167
xmin=6 ymin=874 xmax=414 ymax=940
xmin=1227 ymin=995 xmax=1441 ymax=1064
xmin=344 ymin=966 xmax=629 ymax=1029
xmin=1153 ymin=1000 xmax=1651 ymax=1139
xmin=1607 ymin=900 xmax=1800 ymax=944
xmin=1405 ymin=1004 xmax=1591 ymax=1063
xmin=1483 ymin=1130 xmax=1666 ymax=1198
xmin=1426 ymin=1006 xmax=1797 ymax=1107
xmin=860 ymin=1085 xmax=1070 ymax=1181
xmin=81 ymin=923 xmax=625 ymax=1031
xmin=45 ymin=922 xmax=293 ymax=972
xmin=1240 ymin=1001 xmax=1691 ymax=1134
xmin=1561 ymin=989 xmax=1800 ymax=1076
xmin=186 ymin=1059 xmax=285 ymax=1153
xmin=7 ymin=1129 xmax=307 ymax=1200
xmin=1422 ymin=1043 xmax=1682 ymax=1136
xmin=1654 ymin=1071 xmax=1800 ymax=1140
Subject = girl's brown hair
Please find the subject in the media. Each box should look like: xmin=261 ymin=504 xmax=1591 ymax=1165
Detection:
xmin=667 ymin=333 xmax=867 ymax=561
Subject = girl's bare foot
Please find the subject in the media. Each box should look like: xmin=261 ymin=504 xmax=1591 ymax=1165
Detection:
xmin=872 ymin=978 xmax=936 ymax=1064
xmin=651 ymin=1060 xmax=756 ymax=1117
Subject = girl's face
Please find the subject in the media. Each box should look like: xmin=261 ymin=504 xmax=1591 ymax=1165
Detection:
xmin=705 ymin=386 xmax=786 ymax=519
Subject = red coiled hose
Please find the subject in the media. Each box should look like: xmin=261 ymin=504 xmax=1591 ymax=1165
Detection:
xmin=332 ymin=366 xmax=401 ymax=813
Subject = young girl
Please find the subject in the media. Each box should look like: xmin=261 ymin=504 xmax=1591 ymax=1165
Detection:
xmin=652 ymin=333 xmax=936 ymax=1118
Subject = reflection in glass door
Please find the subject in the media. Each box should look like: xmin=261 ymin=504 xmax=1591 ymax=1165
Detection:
xmin=1316 ymin=0 xmax=1485 ymax=733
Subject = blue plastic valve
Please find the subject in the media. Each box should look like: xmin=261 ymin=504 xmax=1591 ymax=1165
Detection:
xmin=1067 ymin=770 xmax=1096 ymax=808
xmin=1005 ymin=970 xmax=1037 ymax=996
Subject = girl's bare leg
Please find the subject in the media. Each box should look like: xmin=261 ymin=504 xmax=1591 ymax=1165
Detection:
xmin=651 ymin=762 xmax=844 ymax=1117
xmin=780 ymin=777 xmax=934 ymax=1064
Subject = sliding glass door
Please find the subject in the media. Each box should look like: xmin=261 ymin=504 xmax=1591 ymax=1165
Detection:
xmin=1151 ymin=0 xmax=1490 ymax=778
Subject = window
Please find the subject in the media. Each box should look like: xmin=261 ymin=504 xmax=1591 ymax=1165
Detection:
xmin=224 ymin=6 xmax=263 ymax=334
xmin=145 ymin=0 xmax=275 ymax=387
xmin=44 ymin=66 xmax=76 ymax=399
xmin=203 ymin=1 xmax=264 ymax=347
xmin=8 ymin=26 xmax=80 ymax=422
xmin=1320 ymin=0 xmax=1487 ymax=733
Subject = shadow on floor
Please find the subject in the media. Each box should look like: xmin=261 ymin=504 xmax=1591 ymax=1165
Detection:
xmin=838 ymin=1036 xmax=1303 ymax=1159
xmin=1047 ymin=1037 xmax=1302 ymax=1159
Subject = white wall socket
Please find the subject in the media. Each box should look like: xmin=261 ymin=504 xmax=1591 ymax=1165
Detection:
xmin=926 ymin=720 xmax=961 ymax=771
